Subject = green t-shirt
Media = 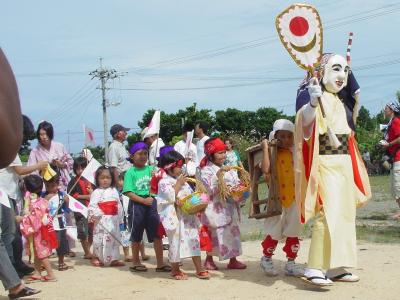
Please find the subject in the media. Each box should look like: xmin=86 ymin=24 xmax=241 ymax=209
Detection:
xmin=123 ymin=165 xmax=154 ymax=196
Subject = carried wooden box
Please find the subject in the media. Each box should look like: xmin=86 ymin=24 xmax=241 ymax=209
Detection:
xmin=246 ymin=141 xmax=282 ymax=219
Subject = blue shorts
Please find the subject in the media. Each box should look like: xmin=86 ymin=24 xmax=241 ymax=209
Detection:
xmin=130 ymin=197 xmax=160 ymax=243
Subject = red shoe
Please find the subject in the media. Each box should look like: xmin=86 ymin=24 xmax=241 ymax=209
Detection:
xmin=204 ymin=259 xmax=218 ymax=271
xmin=227 ymin=260 xmax=247 ymax=269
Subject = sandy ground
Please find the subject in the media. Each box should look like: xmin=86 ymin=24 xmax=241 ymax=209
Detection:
xmin=2 ymin=239 xmax=399 ymax=300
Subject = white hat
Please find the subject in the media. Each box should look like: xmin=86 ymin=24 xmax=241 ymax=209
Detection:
xmin=268 ymin=119 xmax=294 ymax=141
xmin=140 ymin=127 xmax=149 ymax=140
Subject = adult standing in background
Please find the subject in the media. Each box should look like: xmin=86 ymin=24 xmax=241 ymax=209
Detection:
xmin=195 ymin=121 xmax=210 ymax=165
xmin=28 ymin=121 xmax=73 ymax=192
xmin=380 ymin=102 xmax=400 ymax=219
xmin=174 ymin=123 xmax=197 ymax=176
xmin=107 ymin=124 xmax=131 ymax=173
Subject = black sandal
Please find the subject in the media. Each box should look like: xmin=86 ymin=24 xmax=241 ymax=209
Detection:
xmin=156 ymin=265 xmax=172 ymax=272
xmin=8 ymin=287 xmax=41 ymax=299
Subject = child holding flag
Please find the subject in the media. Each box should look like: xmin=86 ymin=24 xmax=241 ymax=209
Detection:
xmin=67 ymin=156 xmax=95 ymax=259
xmin=88 ymin=166 xmax=125 ymax=267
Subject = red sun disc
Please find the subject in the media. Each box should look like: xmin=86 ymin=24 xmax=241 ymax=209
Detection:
xmin=289 ymin=16 xmax=309 ymax=37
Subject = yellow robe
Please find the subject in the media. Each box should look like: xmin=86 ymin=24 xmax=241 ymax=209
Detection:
xmin=294 ymin=92 xmax=371 ymax=269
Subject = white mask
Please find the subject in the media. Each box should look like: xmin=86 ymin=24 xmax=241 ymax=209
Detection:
xmin=322 ymin=55 xmax=349 ymax=93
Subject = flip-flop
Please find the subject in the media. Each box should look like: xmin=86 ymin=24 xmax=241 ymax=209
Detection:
xmin=41 ymin=275 xmax=58 ymax=282
xmin=25 ymin=275 xmax=42 ymax=283
xmin=330 ymin=273 xmax=359 ymax=282
xmin=196 ymin=271 xmax=210 ymax=280
xmin=156 ymin=265 xmax=172 ymax=272
xmin=129 ymin=265 xmax=148 ymax=272
xmin=8 ymin=287 xmax=41 ymax=299
xmin=171 ymin=271 xmax=188 ymax=280
xmin=58 ymin=263 xmax=70 ymax=271
xmin=302 ymin=276 xmax=333 ymax=287
xmin=83 ymin=254 xmax=93 ymax=259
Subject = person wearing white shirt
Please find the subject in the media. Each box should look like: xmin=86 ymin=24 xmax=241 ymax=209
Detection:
xmin=195 ymin=121 xmax=210 ymax=165
xmin=174 ymin=124 xmax=197 ymax=176
xmin=142 ymin=127 xmax=165 ymax=166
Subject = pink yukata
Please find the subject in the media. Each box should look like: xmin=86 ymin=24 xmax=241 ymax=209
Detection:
xmin=88 ymin=187 xmax=123 ymax=266
xmin=28 ymin=141 xmax=73 ymax=192
xmin=20 ymin=192 xmax=53 ymax=259
xmin=200 ymin=162 xmax=242 ymax=261
xmin=156 ymin=174 xmax=201 ymax=263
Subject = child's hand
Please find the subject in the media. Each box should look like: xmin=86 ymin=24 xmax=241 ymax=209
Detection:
xmin=176 ymin=174 xmax=187 ymax=186
xmin=143 ymin=197 xmax=154 ymax=206
xmin=216 ymin=166 xmax=230 ymax=177
xmin=15 ymin=216 xmax=23 ymax=223
xmin=87 ymin=186 xmax=93 ymax=194
xmin=36 ymin=160 xmax=48 ymax=171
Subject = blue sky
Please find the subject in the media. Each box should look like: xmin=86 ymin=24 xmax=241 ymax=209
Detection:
xmin=2 ymin=1 xmax=400 ymax=153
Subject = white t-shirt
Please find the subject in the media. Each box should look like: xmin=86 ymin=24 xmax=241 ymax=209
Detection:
xmin=0 ymin=155 xmax=22 ymax=200
xmin=174 ymin=140 xmax=198 ymax=176
xmin=196 ymin=135 xmax=209 ymax=165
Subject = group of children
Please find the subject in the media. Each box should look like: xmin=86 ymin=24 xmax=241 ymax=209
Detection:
xmin=18 ymin=117 xmax=302 ymax=282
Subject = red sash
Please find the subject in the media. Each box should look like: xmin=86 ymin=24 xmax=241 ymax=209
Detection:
xmin=98 ymin=201 xmax=118 ymax=215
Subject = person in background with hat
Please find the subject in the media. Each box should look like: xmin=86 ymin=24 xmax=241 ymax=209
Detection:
xmin=259 ymin=119 xmax=303 ymax=278
xmin=381 ymin=102 xmax=400 ymax=219
xmin=123 ymin=142 xmax=170 ymax=273
xmin=141 ymin=127 xmax=165 ymax=166
xmin=107 ymin=124 xmax=131 ymax=173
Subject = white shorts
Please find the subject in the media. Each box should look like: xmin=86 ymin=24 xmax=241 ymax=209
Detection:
xmin=264 ymin=202 xmax=301 ymax=240
xmin=391 ymin=161 xmax=400 ymax=200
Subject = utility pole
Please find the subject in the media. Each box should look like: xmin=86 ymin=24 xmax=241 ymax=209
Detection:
xmin=89 ymin=58 xmax=121 ymax=163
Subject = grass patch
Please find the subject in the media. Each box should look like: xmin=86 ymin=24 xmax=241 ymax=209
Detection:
xmin=357 ymin=225 xmax=400 ymax=243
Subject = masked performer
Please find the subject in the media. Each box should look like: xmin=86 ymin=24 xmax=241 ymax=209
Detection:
xmin=295 ymin=53 xmax=371 ymax=286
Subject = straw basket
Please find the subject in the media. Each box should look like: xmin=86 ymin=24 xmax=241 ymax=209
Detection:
xmin=217 ymin=166 xmax=251 ymax=204
xmin=178 ymin=178 xmax=209 ymax=215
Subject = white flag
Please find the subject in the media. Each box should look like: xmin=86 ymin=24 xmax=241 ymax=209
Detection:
xmin=67 ymin=195 xmax=88 ymax=218
xmin=84 ymin=125 xmax=96 ymax=147
xmin=144 ymin=110 xmax=160 ymax=138
xmin=81 ymin=158 xmax=102 ymax=185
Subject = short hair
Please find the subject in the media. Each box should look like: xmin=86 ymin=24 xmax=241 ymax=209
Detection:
xmin=159 ymin=150 xmax=184 ymax=169
xmin=182 ymin=123 xmax=194 ymax=133
xmin=73 ymin=156 xmax=88 ymax=174
xmin=22 ymin=115 xmax=35 ymax=142
xmin=24 ymin=175 xmax=43 ymax=194
xmin=94 ymin=166 xmax=115 ymax=187
xmin=196 ymin=121 xmax=209 ymax=135
xmin=36 ymin=121 xmax=54 ymax=141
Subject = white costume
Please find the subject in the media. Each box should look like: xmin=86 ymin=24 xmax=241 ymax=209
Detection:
xmin=88 ymin=187 xmax=124 ymax=265
xmin=156 ymin=174 xmax=201 ymax=262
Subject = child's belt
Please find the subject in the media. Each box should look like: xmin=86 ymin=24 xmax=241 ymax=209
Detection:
xmin=98 ymin=201 xmax=118 ymax=215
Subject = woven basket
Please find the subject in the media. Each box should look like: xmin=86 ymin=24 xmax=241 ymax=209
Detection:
xmin=179 ymin=178 xmax=209 ymax=215
xmin=217 ymin=166 xmax=251 ymax=204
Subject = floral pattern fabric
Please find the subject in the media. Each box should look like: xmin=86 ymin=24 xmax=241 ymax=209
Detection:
xmin=156 ymin=174 xmax=201 ymax=263
xmin=199 ymin=162 xmax=242 ymax=261
xmin=88 ymin=187 xmax=123 ymax=265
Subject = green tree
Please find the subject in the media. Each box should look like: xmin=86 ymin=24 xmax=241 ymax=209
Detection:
xmin=87 ymin=146 xmax=105 ymax=164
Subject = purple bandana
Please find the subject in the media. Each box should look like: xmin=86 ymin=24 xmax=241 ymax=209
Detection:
xmin=129 ymin=141 xmax=148 ymax=155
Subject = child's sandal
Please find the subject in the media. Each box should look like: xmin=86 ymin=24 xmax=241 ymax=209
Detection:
xmin=196 ymin=271 xmax=210 ymax=280
xmin=58 ymin=263 xmax=69 ymax=271
xmin=171 ymin=271 xmax=188 ymax=280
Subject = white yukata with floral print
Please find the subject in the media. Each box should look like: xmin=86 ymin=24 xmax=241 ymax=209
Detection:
xmin=156 ymin=174 xmax=201 ymax=263
xmin=200 ymin=161 xmax=242 ymax=261
xmin=88 ymin=187 xmax=123 ymax=266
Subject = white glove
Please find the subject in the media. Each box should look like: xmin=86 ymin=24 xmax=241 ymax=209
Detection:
xmin=307 ymin=79 xmax=322 ymax=107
